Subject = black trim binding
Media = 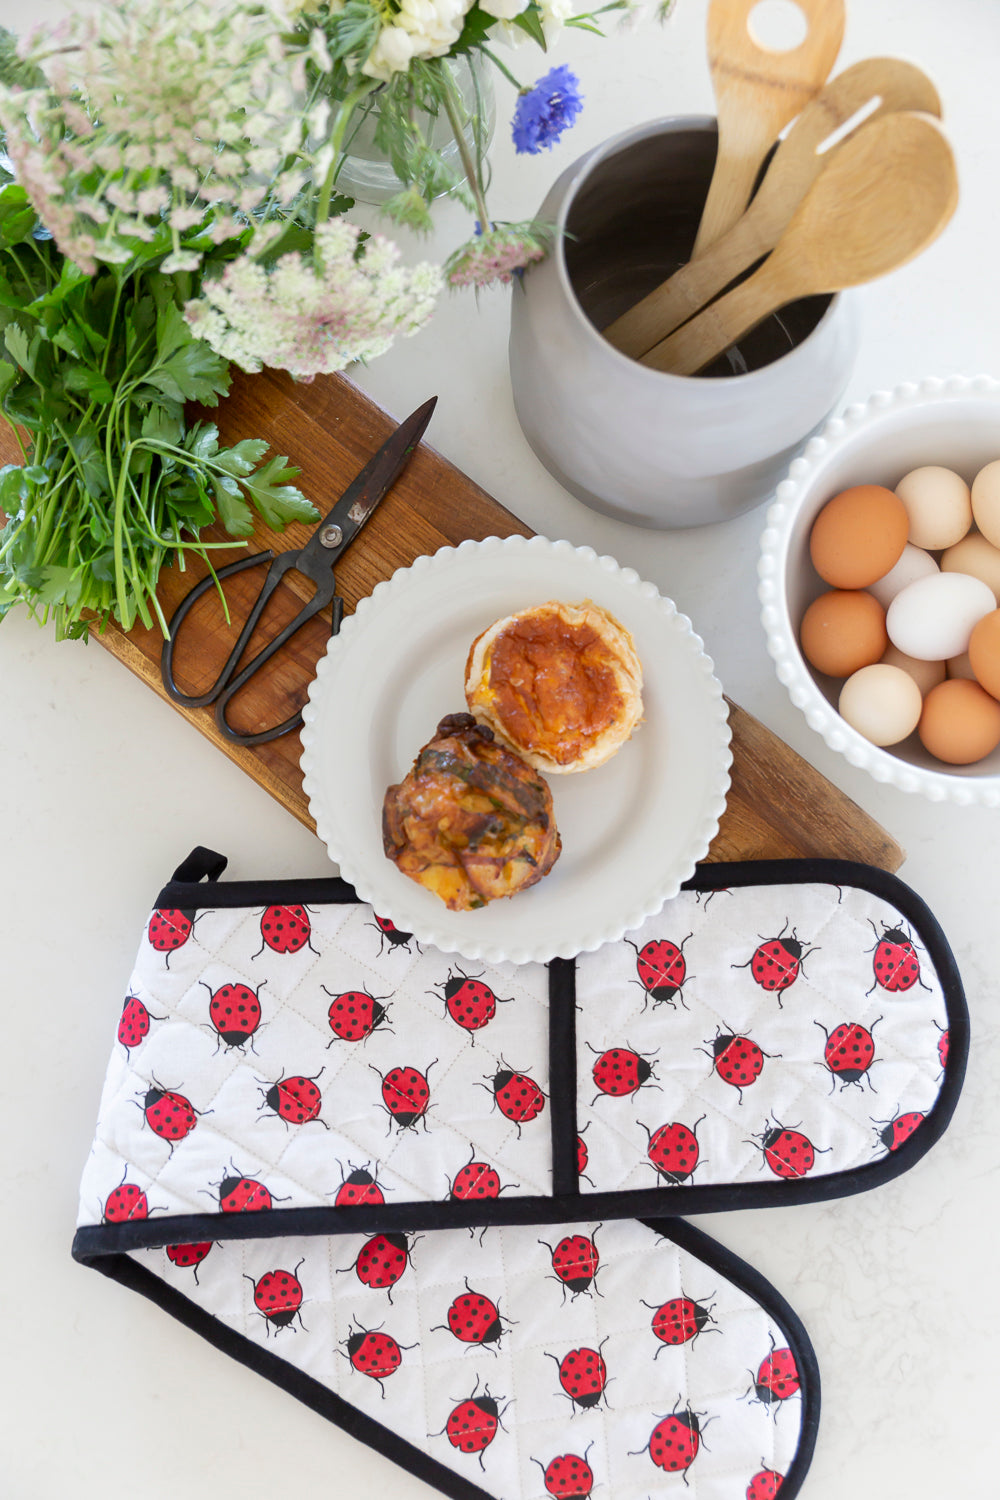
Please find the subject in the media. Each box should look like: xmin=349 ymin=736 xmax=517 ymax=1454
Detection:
xmin=75 ymin=1216 xmax=820 ymax=1500
xmin=548 ymin=957 xmax=578 ymax=1196
xmin=76 ymin=851 xmax=967 ymax=1255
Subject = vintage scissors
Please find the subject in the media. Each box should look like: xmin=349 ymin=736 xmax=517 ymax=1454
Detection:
xmin=160 ymin=395 xmax=437 ymax=746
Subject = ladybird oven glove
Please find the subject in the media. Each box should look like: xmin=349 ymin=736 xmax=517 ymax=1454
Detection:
xmin=74 ymin=852 xmax=966 ymax=1246
xmin=71 ymin=849 xmax=964 ymax=1500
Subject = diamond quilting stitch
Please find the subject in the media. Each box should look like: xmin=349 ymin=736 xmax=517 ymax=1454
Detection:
xmin=130 ymin=1218 xmax=811 ymax=1500
xmin=575 ymin=882 xmax=950 ymax=1195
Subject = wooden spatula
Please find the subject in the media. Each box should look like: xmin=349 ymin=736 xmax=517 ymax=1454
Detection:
xmin=642 ymin=110 xmax=957 ymax=377
xmin=693 ymin=0 xmax=845 ymax=257
xmin=603 ymin=57 xmax=942 ymax=360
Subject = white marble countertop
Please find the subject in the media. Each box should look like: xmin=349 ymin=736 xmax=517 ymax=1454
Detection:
xmin=2 ymin=1 xmax=999 ymax=1495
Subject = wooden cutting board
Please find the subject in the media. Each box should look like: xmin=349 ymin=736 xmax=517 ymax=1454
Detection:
xmin=3 ymin=365 xmax=903 ymax=870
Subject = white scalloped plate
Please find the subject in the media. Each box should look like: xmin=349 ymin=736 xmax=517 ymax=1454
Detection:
xmin=301 ymin=536 xmax=731 ymax=962
xmin=759 ymin=374 xmax=1000 ymax=806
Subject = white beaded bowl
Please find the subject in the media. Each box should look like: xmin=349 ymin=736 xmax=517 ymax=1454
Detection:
xmin=759 ymin=375 xmax=1000 ymax=806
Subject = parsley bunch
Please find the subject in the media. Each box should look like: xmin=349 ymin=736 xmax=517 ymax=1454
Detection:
xmin=0 ymin=189 xmax=317 ymax=641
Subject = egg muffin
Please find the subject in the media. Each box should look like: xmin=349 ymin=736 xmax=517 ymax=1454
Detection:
xmin=464 ymin=600 xmax=644 ymax=774
xmin=382 ymin=713 xmax=561 ymax=911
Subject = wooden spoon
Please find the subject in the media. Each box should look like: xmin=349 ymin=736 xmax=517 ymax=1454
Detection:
xmin=642 ymin=111 xmax=957 ymax=377
xmin=693 ymin=0 xmax=846 ymax=257
xmin=603 ymin=57 xmax=942 ymax=360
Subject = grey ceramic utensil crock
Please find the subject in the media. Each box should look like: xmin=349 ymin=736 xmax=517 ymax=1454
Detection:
xmin=508 ymin=116 xmax=862 ymax=529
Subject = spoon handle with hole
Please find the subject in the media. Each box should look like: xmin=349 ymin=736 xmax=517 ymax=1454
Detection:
xmin=693 ymin=0 xmax=845 ymax=257
xmin=643 ymin=111 xmax=958 ymax=377
xmin=602 ymin=57 xmax=941 ymax=360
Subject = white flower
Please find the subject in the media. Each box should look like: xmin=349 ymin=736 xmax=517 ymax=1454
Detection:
xmin=539 ymin=0 xmax=574 ymax=43
xmin=479 ymin=0 xmax=530 ymax=18
xmin=396 ymin=0 xmax=470 ymax=55
xmin=362 ymin=25 xmax=417 ymax=81
xmin=184 ymin=222 xmax=442 ymax=378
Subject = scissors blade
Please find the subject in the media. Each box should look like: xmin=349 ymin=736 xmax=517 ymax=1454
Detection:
xmin=302 ymin=395 xmax=438 ymax=568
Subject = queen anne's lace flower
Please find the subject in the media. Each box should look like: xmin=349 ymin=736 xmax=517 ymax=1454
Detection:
xmin=445 ymin=221 xmax=550 ymax=289
xmin=0 ymin=0 xmax=322 ymax=274
xmin=184 ymin=221 xmax=442 ymax=379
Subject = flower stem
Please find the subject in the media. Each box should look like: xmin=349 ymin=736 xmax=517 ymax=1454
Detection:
xmin=317 ymin=81 xmax=379 ymax=225
xmin=439 ymin=63 xmax=490 ymax=231
xmin=480 ymin=46 xmax=523 ymax=92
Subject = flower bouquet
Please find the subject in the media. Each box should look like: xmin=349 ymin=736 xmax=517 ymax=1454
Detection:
xmin=0 ymin=0 xmax=658 ymax=640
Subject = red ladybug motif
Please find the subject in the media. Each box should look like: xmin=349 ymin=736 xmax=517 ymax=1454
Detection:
xmin=245 ymin=1259 xmax=305 ymax=1334
xmin=141 ymin=1082 xmax=199 ymax=1149
xmin=747 ymin=1467 xmax=784 ymax=1499
xmin=259 ymin=1070 xmax=326 ymax=1127
xmin=735 ymin=922 xmax=815 ymax=1001
xmin=166 ymin=1242 xmax=212 ymax=1281
xmin=102 ymin=1180 xmax=149 ymax=1224
xmin=874 ymin=1107 xmax=925 ymax=1152
xmin=201 ymin=979 xmax=264 ymax=1052
xmin=751 ymin=1119 xmax=826 ymax=1180
xmin=749 ymin=1344 xmax=800 ymax=1408
xmin=449 ymin=1150 xmax=517 ymax=1203
xmin=254 ymin=904 xmax=316 ymax=958
xmin=342 ymin=1233 xmax=418 ymax=1300
xmin=642 ymin=1294 xmax=716 ymax=1352
xmin=117 ymin=994 xmax=162 ymax=1053
xmin=867 ymin=921 xmax=928 ymax=994
xmin=816 ymin=1018 xmax=879 ymax=1091
xmin=147 ymin=907 xmax=198 ymax=965
xmin=373 ymin=1059 xmax=436 ymax=1131
xmin=483 ymin=1060 xmax=546 ymax=1133
xmin=434 ymin=1280 xmax=509 ymax=1347
xmin=437 ymin=1379 xmax=508 ymax=1468
xmin=628 ymin=934 xmax=691 ymax=1008
xmin=631 ymin=1401 xmax=709 ymax=1478
xmin=541 ymin=1230 xmax=601 ymax=1300
xmin=704 ymin=1028 xmax=769 ymax=1101
xmin=546 ymin=1342 xmax=609 ymax=1411
xmin=343 ymin=1320 xmax=410 ymax=1397
xmin=368 ymin=913 xmax=419 ymax=955
xmin=576 ymin=1132 xmax=595 ymax=1188
xmin=217 ymin=1170 xmax=276 ymax=1213
xmin=589 ymin=1044 xmax=658 ymax=1101
xmin=323 ymin=985 xmax=393 ymax=1043
xmin=531 ymin=1445 xmax=595 ymax=1500
xmin=431 ymin=966 xmax=513 ymax=1037
xmin=334 ymin=1161 xmax=386 ymax=1207
xmin=642 ymin=1116 xmax=704 ymax=1185
xmin=936 ymin=1023 xmax=949 ymax=1074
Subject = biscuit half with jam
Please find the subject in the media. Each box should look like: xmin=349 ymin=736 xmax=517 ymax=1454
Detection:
xmin=465 ymin=600 xmax=644 ymax=774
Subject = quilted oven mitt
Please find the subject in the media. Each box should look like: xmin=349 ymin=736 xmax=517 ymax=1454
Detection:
xmin=71 ymin=849 xmax=966 ymax=1500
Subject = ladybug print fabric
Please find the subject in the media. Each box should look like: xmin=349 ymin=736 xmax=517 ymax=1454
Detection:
xmin=77 ymin=860 xmax=964 ymax=1235
xmin=79 ymin=884 xmax=553 ymax=1229
xmin=122 ymin=1217 xmax=815 ymax=1500
xmin=575 ymin=877 xmax=960 ymax=1198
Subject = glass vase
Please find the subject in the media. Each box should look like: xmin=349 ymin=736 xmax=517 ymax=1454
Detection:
xmin=333 ymin=56 xmax=496 ymax=207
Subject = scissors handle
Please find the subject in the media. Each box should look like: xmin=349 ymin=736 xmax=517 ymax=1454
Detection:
xmin=161 ymin=550 xmax=339 ymax=742
xmin=213 ymin=590 xmax=343 ymax=746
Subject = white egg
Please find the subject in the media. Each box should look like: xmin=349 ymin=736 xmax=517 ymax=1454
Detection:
xmin=868 ymin=543 xmax=939 ymax=608
xmin=886 ymin=571 xmax=997 ymax=661
xmin=839 ymin=663 xmax=923 ymax=746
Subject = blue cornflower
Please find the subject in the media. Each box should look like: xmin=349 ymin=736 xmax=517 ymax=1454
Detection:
xmin=511 ymin=65 xmax=584 ymax=156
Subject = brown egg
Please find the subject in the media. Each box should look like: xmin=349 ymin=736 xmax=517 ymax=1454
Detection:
xmin=918 ymin=678 xmax=1000 ymax=764
xmin=809 ymin=484 xmax=909 ymax=589
xmin=968 ymin=608 xmax=1000 ymax=699
xmin=800 ymin=590 xmax=888 ymax=678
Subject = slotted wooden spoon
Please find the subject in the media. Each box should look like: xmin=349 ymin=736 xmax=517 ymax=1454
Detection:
xmin=693 ymin=0 xmax=845 ymax=257
xmin=603 ymin=57 xmax=942 ymax=360
xmin=642 ymin=110 xmax=957 ymax=377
